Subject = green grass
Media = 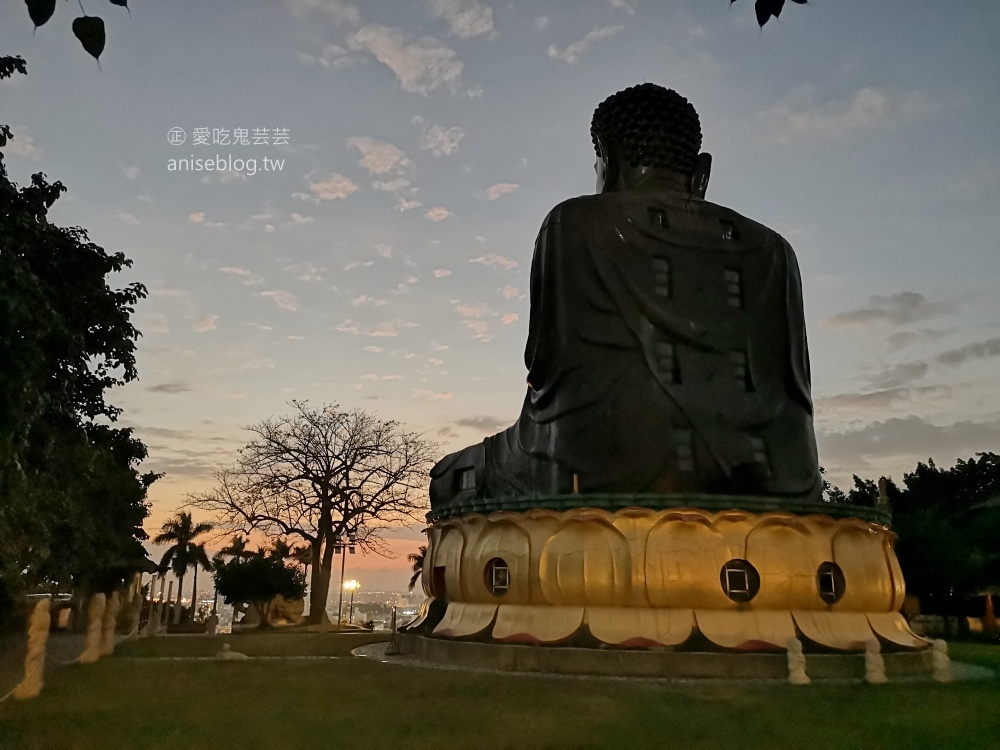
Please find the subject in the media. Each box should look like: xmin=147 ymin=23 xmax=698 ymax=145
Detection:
xmin=1 ymin=636 xmax=998 ymax=750
xmin=113 ymin=630 xmax=387 ymax=658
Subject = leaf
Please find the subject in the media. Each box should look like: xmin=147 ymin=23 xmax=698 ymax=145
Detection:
xmin=72 ymin=16 xmax=106 ymax=62
xmin=754 ymin=0 xmax=785 ymax=26
xmin=25 ymin=0 xmax=57 ymax=30
xmin=790 ymin=0 xmax=807 ymax=3
xmin=754 ymin=0 xmax=771 ymax=27
xmin=109 ymin=0 xmax=131 ymax=16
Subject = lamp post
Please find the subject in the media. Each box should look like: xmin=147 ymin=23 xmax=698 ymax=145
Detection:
xmin=334 ymin=530 xmax=357 ymax=625
xmin=344 ymin=580 xmax=360 ymax=624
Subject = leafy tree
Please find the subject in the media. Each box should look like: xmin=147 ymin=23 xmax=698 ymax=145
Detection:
xmin=891 ymin=454 xmax=1000 ymax=608
xmin=408 ymin=546 xmax=426 ymax=592
xmin=1 ymin=58 xmax=155 ymax=610
xmin=188 ymin=401 xmax=436 ymax=624
xmin=213 ymin=555 xmax=306 ymax=629
xmin=153 ymin=512 xmax=213 ymax=624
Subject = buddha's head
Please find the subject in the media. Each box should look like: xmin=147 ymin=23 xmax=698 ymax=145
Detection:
xmin=591 ymin=83 xmax=709 ymax=197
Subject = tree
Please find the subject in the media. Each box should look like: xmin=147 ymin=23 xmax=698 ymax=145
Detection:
xmin=891 ymin=454 xmax=1000 ymax=608
xmin=153 ymin=512 xmax=213 ymax=624
xmin=1 ymin=58 xmax=155 ymax=612
xmin=188 ymin=401 xmax=437 ymax=624
xmin=213 ymin=555 xmax=306 ymax=629
xmin=408 ymin=546 xmax=427 ymax=592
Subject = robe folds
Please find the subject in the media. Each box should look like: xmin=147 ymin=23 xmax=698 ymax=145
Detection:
xmin=430 ymin=189 xmax=822 ymax=512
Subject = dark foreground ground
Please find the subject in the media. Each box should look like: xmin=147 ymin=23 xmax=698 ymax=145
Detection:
xmin=1 ymin=633 xmax=998 ymax=750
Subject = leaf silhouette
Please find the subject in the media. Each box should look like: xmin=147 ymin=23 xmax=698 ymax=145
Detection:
xmin=25 ymin=0 xmax=57 ymax=31
xmin=755 ymin=0 xmax=785 ymax=26
xmin=72 ymin=16 xmax=106 ymax=62
xmin=109 ymin=0 xmax=131 ymax=16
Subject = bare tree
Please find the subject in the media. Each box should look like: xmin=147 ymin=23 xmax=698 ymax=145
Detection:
xmin=187 ymin=401 xmax=436 ymax=624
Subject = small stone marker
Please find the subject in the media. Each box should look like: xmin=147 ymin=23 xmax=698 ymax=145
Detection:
xmin=930 ymin=639 xmax=953 ymax=683
xmin=786 ymin=637 xmax=810 ymax=685
xmin=864 ymin=638 xmax=888 ymax=684
xmin=79 ymin=593 xmax=107 ymax=664
xmin=216 ymin=643 xmax=250 ymax=661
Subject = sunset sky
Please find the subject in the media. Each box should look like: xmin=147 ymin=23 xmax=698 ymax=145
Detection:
xmin=2 ymin=0 xmax=998 ymax=591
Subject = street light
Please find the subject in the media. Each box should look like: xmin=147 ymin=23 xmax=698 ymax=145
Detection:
xmin=334 ymin=529 xmax=357 ymax=625
xmin=344 ymin=579 xmax=360 ymax=624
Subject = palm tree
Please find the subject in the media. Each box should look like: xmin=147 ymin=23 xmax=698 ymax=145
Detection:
xmin=219 ymin=534 xmax=256 ymax=561
xmin=407 ymin=545 xmax=427 ymax=592
xmin=154 ymin=512 xmax=214 ymax=624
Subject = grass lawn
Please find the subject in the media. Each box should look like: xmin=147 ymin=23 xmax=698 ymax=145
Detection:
xmin=1 ymin=636 xmax=997 ymax=750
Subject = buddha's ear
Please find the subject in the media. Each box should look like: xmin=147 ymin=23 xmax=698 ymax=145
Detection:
xmin=691 ymin=152 xmax=712 ymax=199
xmin=594 ymin=134 xmax=617 ymax=193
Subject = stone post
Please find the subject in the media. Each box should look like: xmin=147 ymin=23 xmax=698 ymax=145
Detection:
xmin=100 ymin=591 xmax=121 ymax=656
xmin=786 ymin=637 xmax=810 ymax=685
xmin=13 ymin=598 xmax=51 ymax=700
xmin=931 ymin=639 xmax=953 ymax=683
xmin=79 ymin=593 xmax=107 ymax=664
xmin=864 ymin=638 xmax=888 ymax=684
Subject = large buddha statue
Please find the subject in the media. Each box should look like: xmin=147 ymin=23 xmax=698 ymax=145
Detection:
xmin=430 ymin=83 xmax=822 ymax=512
xmin=409 ymin=84 xmax=926 ymax=661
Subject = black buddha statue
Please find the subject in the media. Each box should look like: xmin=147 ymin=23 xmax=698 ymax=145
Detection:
xmin=430 ymin=83 xmax=822 ymax=513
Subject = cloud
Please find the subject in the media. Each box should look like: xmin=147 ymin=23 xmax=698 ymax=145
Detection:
xmin=397 ymin=197 xmax=423 ymax=211
xmin=146 ymin=380 xmax=193 ymax=394
xmin=426 ymin=0 xmax=494 ymax=39
xmin=192 ymin=314 xmax=218 ymax=333
xmin=299 ymin=44 xmax=354 ymax=69
xmin=260 ymin=290 xmax=300 ymax=311
xmin=431 ymin=341 xmax=449 ymax=351
xmin=351 ymin=294 xmax=387 ymax=307
xmin=348 ymin=136 xmax=414 ymax=185
xmin=284 ymin=0 xmax=360 ymax=25
xmin=762 ymin=87 xmax=930 ymax=143
xmin=348 ymin=25 xmax=463 ymax=95
xmin=219 ymin=266 xmax=263 ymax=285
xmin=5 ymin=126 xmax=38 ymax=158
xmin=815 ymin=385 xmax=952 ymax=414
xmin=456 ymin=416 xmax=510 ymax=433
xmin=462 ymin=319 xmax=492 ymax=342
xmin=609 ymin=0 xmax=634 ymax=12
xmin=884 ymin=328 xmax=949 ymax=351
xmin=375 ymin=243 xmax=393 ymax=259
xmin=501 ymin=312 xmax=519 ymax=325
xmin=547 ymin=25 xmax=623 ymax=64
xmin=485 ymin=182 xmax=519 ymax=201
xmin=412 ymin=389 xmax=453 ymax=400
xmin=470 ymin=253 xmax=518 ymax=271
xmin=298 ymin=171 xmax=359 ymax=202
xmin=418 ymin=121 xmax=465 ymax=156
xmin=189 ymin=212 xmax=206 ymax=224
xmin=337 ymin=320 xmax=418 ymax=338
xmin=501 ymin=284 xmax=519 ymax=299
xmin=364 ymin=345 xmax=385 ymax=353
xmin=425 ymin=206 xmax=452 ymax=222
xmin=822 ymin=292 xmax=954 ymax=329
xmin=433 ymin=269 xmax=452 ymax=278
xmin=142 ymin=313 xmax=169 ymax=333
xmin=286 ymin=262 xmax=325 ymax=281
xmin=935 ymin=337 xmax=1000 ymax=367
xmin=119 ymin=164 xmax=142 ymax=181
xmin=535 ymin=16 xmax=549 ymax=30
xmin=115 ymin=211 xmax=140 ymax=226
xmin=863 ymin=361 xmax=930 ymax=390
xmin=454 ymin=301 xmax=491 ymax=318
xmin=286 ymin=212 xmax=314 ymax=225
xmin=817 ymin=415 xmax=1000 ymax=475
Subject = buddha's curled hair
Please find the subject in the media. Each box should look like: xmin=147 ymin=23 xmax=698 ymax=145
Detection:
xmin=591 ymin=83 xmax=702 ymax=175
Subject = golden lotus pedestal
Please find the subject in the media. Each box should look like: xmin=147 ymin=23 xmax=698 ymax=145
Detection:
xmin=401 ymin=497 xmax=932 ymax=678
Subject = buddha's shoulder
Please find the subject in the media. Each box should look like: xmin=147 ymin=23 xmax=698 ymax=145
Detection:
xmin=542 ymin=193 xmax=786 ymax=245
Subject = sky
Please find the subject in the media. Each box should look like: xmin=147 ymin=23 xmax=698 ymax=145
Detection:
xmin=2 ymin=0 xmax=999 ymax=592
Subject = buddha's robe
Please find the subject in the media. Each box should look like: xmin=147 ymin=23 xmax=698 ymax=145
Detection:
xmin=429 ymin=189 xmax=822 ymax=511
